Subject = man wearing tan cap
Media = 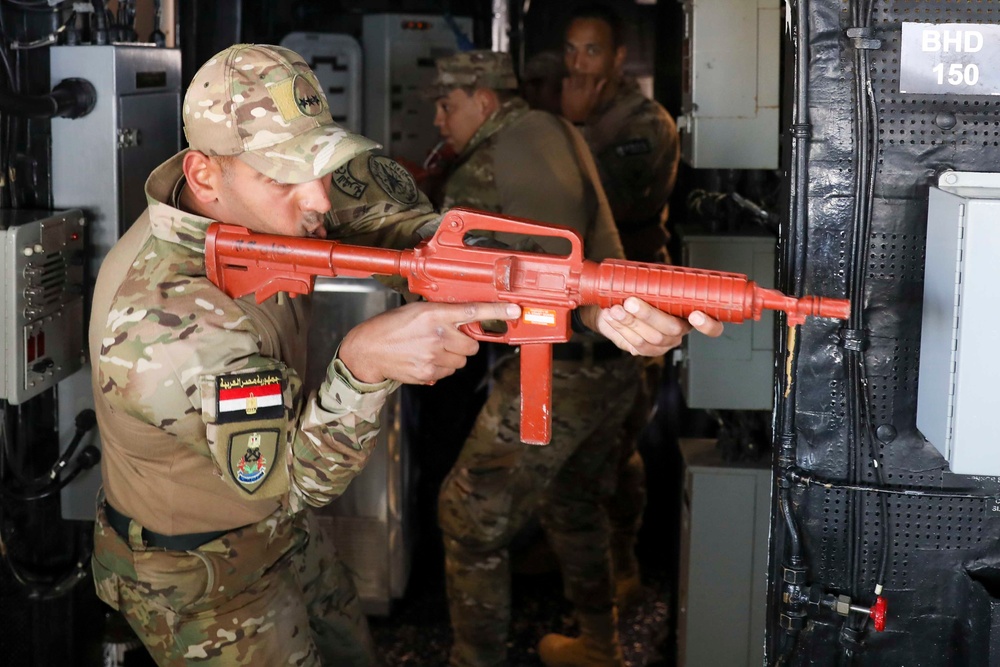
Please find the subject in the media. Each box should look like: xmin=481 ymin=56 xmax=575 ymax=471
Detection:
xmin=87 ymin=43 xmax=525 ymax=667
xmin=88 ymin=43 xmax=719 ymax=666
xmin=427 ymin=50 xmax=704 ymax=667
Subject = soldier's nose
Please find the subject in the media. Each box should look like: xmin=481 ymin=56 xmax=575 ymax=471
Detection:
xmin=297 ymin=179 xmax=331 ymax=214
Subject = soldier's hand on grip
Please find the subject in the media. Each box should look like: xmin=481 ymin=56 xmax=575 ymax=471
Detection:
xmin=590 ymin=298 xmax=724 ymax=357
xmin=338 ymin=302 xmax=521 ymax=385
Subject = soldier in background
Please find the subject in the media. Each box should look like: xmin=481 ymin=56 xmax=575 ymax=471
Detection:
xmin=428 ymin=51 xmax=722 ymax=667
xmin=537 ymin=4 xmax=685 ymax=662
xmin=562 ymin=3 xmax=680 ymax=264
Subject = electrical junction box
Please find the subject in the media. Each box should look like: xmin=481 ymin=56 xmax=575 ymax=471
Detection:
xmin=0 ymin=209 xmax=86 ymax=405
xmin=363 ymin=13 xmax=472 ymax=165
xmin=51 ymin=45 xmax=181 ymax=278
xmin=917 ymin=171 xmax=1000 ymax=477
xmin=678 ymin=229 xmax=776 ymax=410
xmin=678 ymin=0 xmax=781 ymax=169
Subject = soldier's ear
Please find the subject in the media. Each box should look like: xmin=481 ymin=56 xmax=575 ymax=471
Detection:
xmin=473 ymin=88 xmax=500 ymax=119
xmin=182 ymin=150 xmax=225 ymax=204
xmin=614 ymin=45 xmax=626 ymax=72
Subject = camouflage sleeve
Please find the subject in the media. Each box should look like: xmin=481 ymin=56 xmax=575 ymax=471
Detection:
xmin=595 ymin=104 xmax=680 ymax=225
xmin=325 ymin=152 xmax=442 ymax=251
xmin=290 ymin=356 xmax=400 ymax=511
xmin=98 ymin=271 xmax=395 ymax=510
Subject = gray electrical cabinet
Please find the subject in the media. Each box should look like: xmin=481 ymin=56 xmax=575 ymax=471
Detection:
xmin=677 ymin=438 xmax=770 ymax=667
xmin=362 ymin=14 xmax=472 ymax=164
xmin=51 ymin=45 xmax=181 ymax=521
xmin=0 ymin=209 xmax=86 ymax=405
xmin=679 ymin=230 xmax=777 ymax=410
xmin=917 ymin=171 xmax=1000 ymax=477
xmin=51 ymin=45 xmax=182 ymax=277
xmin=306 ymin=277 xmax=411 ymax=616
xmin=678 ymin=0 xmax=781 ymax=169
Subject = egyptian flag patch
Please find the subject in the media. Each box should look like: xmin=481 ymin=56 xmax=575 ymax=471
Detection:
xmin=228 ymin=428 xmax=280 ymax=494
xmin=216 ymin=371 xmax=285 ymax=424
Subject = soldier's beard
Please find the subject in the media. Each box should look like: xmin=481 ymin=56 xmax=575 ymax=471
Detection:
xmin=301 ymin=211 xmax=327 ymax=238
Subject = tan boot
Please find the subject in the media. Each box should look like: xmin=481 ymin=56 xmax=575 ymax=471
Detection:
xmin=537 ymin=610 xmax=624 ymax=667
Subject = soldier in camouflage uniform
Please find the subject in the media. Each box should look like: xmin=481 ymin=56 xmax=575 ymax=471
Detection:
xmin=430 ymin=50 xmax=640 ymax=667
xmin=88 ymin=44 xmax=524 ymax=667
xmin=562 ymin=3 xmax=680 ymax=265
xmin=89 ymin=41 xmax=718 ymax=667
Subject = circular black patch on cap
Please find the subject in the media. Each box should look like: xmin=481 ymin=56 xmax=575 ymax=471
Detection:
xmin=292 ymin=75 xmax=324 ymax=117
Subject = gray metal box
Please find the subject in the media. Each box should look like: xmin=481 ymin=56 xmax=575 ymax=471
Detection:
xmin=917 ymin=171 xmax=1000 ymax=476
xmin=0 ymin=209 xmax=86 ymax=404
xmin=306 ymin=277 xmax=410 ymax=616
xmin=362 ymin=14 xmax=472 ymax=164
xmin=677 ymin=438 xmax=770 ymax=667
xmin=679 ymin=230 xmax=776 ymax=410
xmin=51 ymin=45 xmax=181 ymax=277
xmin=678 ymin=0 xmax=781 ymax=169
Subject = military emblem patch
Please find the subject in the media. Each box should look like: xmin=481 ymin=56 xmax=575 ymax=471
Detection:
xmin=293 ymin=74 xmax=324 ymax=117
xmin=333 ymin=163 xmax=367 ymax=199
xmin=614 ymin=138 xmax=652 ymax=157
xmin=369 ymin=155 xmax=419 ymax=205
xmin=216 ymin=371 xmax=285 ymax=424
xmin=228 ymin=428 xmax=279 ymax=494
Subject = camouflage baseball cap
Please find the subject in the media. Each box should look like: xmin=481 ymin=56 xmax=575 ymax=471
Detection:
xmin=183 ymin=43 xmax=378 ymax=184
xmin=427 ymin=50 xmax=519 ymax=98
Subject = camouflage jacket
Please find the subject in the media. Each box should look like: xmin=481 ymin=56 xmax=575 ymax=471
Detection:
xmin=89 ymin=150 xmax=438 ymax=534
xmin=582 ymin=79 xmax=679 ymax=260
xmin=442 ymin=97 xmax=623 ymax=262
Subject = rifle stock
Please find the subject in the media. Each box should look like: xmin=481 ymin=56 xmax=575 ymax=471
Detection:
xmin=206 ymin=208 xmax=850 ymax=444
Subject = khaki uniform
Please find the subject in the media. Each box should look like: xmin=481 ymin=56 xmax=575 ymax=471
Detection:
xmin=90 ymin=149 xmax=437 ymax=666
xmin=437 ymin=97 xmax=642 ymax=667
xmin=582 ymin=78 xmax=680 ymax=264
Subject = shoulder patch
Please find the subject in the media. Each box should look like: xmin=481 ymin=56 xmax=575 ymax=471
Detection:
xmin=216 ymin=370 xmax=285 ymax=424
xmin=369 ymin=155 xmax=420 ymax=206
xmin=332 ymin=163 xmax=367 ymax=199
xmin=228 ymin=428 xmax=280 ymax=495
xmin=614 ymin=138 xmax=652 ymax=157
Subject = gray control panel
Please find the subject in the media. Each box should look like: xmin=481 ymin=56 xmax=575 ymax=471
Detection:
xmin=0 ymin=209 xmax=86 ymax=404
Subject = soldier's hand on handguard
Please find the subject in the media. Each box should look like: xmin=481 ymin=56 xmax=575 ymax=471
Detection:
xmin=583 ymin=297 xmax=724 ymax=357
xmin=338 ymin=302 xmax=522 ymax=385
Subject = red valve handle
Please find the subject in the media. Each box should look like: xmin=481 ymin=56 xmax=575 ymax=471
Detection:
xmin=869 ymin=595 xmax=887 ymax=632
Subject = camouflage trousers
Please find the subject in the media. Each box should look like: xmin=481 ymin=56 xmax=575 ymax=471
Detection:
xmin=606 ymin=355 xmax=662 ymax=580
xmin=91 ymin=497 xmax=374 ymax=666
xmin=439 ymin=352 xmax=642 ymax=667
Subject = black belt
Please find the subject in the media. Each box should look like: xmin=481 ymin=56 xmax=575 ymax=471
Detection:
xmin=551 ymin=340 xmax=625 ymax=362
xmin=104 ymin=502 xmax=230 ymax=551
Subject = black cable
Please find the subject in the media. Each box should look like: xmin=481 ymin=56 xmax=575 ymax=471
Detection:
xmin=0 ymin=445 xmax=100 ymax=501
xmin=786 ymin=468 xmax=995 ymax=500
xmin=0 ymin=515 xmax=92 ymax=601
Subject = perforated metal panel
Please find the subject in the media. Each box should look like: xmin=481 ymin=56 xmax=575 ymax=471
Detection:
xmin=770 ymin=1 xmax=1000 ymax=664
